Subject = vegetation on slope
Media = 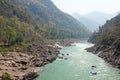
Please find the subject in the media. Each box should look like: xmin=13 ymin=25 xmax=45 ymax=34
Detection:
xmin=5 ymin=0 xmax=91 ymax=39
xmin=89 ymin=14 xmax=120 ymax=50
xmin=0 ymin=0 xmax=91 ymax=52
xmin=88 ymin=14 xmax=120 ymax=68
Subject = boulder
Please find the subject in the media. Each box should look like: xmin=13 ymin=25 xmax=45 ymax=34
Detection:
xmin=33 ymin=61 xmax=43 ymax=67
xmin=12 ymin=63 xmax=18 ymax=67
xmin=20 ymin=60 xmax=28 ymax=65
xmin=21 ymin=66 xmax=28 ymax=70
xmin=22 ymin=72 xmax=39 ymax=80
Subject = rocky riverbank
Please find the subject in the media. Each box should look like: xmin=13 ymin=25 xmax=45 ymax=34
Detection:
xmin=86 ymin=46 xmax=120 ymax=69
xmin=0 ymin=44 xmax=60 ymax=80
xmin=0 ymin=39 xmax=76 ymax=80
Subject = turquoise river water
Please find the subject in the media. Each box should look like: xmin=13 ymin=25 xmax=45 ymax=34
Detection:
xmin=36 ymin=41 xmax=120 ymax=80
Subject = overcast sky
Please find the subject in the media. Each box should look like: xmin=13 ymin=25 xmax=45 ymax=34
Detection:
xmin=51 ymin=0 xmax=120 ymax=15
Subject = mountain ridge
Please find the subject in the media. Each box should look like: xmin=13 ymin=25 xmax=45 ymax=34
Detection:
xmin=0 ymin=0 xmax=91 ymax=47
xmin=72 ymin=11 xmax=117 ymax=32
xmin=72 ymin=13 xmax=100 ymax=32
xmin=84 ymin=11 xmax=117 ymax=25
xmin=7 ymin=0 xmax=91 ymax=38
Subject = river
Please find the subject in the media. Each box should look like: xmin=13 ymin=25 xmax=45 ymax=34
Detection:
xmin=36 ymin=41 xmax=120 ymax=80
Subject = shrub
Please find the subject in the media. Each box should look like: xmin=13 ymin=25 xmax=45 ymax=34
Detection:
xmin=2 ymin=72 xmax=12 ymax=80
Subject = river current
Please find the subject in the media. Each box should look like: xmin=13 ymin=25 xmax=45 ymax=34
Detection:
xmin=36 ymin=41 xmax=120 ymax=80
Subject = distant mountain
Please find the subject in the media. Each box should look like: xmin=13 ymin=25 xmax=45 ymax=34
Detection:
xmin=84 ymin=11 xmax=117 ymax=25
xmin=87 ymin=14 xmax=120 ymax=69
xmin=72 ymin=13 xmax=100 ymax=32
xmin=72 ymin=12 xmax=117 ymax=32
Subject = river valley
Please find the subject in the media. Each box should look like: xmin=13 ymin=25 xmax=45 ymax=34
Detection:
xmin=36 ymin=41 xmax=120 ymax=80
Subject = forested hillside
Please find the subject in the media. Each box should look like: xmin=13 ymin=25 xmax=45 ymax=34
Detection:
xmin=0 ymin=0 xmax=92 ymax=52
xmin=0 ymin=0 xmax=91 ymax=45
xmin=87 ymin=14 xmax=120 ymax=68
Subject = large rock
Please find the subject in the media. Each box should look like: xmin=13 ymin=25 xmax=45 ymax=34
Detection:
xmin=21 ymin=66 xmax=28 ymax=70
xmin=22 ymin=72 xmax=39 ymax=80
xmin=33 ymin=61 xmax=43 ymax=67
xmin=20 ymin=60 xmax=28 ymax=65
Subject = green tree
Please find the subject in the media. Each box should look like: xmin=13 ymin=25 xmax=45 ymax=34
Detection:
xmin=4 ymin=26 xmax=17 ymax=45
xmin=0 ymin=16 xmax=5 ymax=28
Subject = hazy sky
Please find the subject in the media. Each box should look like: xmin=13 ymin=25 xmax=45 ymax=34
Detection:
xmin=51 ymin=0 xmax=120 ymax=15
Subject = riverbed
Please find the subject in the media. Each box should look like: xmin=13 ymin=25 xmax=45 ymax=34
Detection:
xmin=36 ymin=41 xmax=120 ymax=80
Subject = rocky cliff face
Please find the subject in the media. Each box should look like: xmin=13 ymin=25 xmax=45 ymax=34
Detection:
xmin=87 ymin=14 xmax=120 ymax=69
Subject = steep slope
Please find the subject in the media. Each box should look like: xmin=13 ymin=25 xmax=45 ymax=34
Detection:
xmin=87 ymin=14 xmax=120 ymax=69
xmin=6 ymin=0 xmax=91 ymax=39
xmin=0 ymin=0 xmax=43 ymax=47
xmin=0 ymin=0 xmax=91 ymax=47
xmin=72 ymin=13 xmax=100 ymax=32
